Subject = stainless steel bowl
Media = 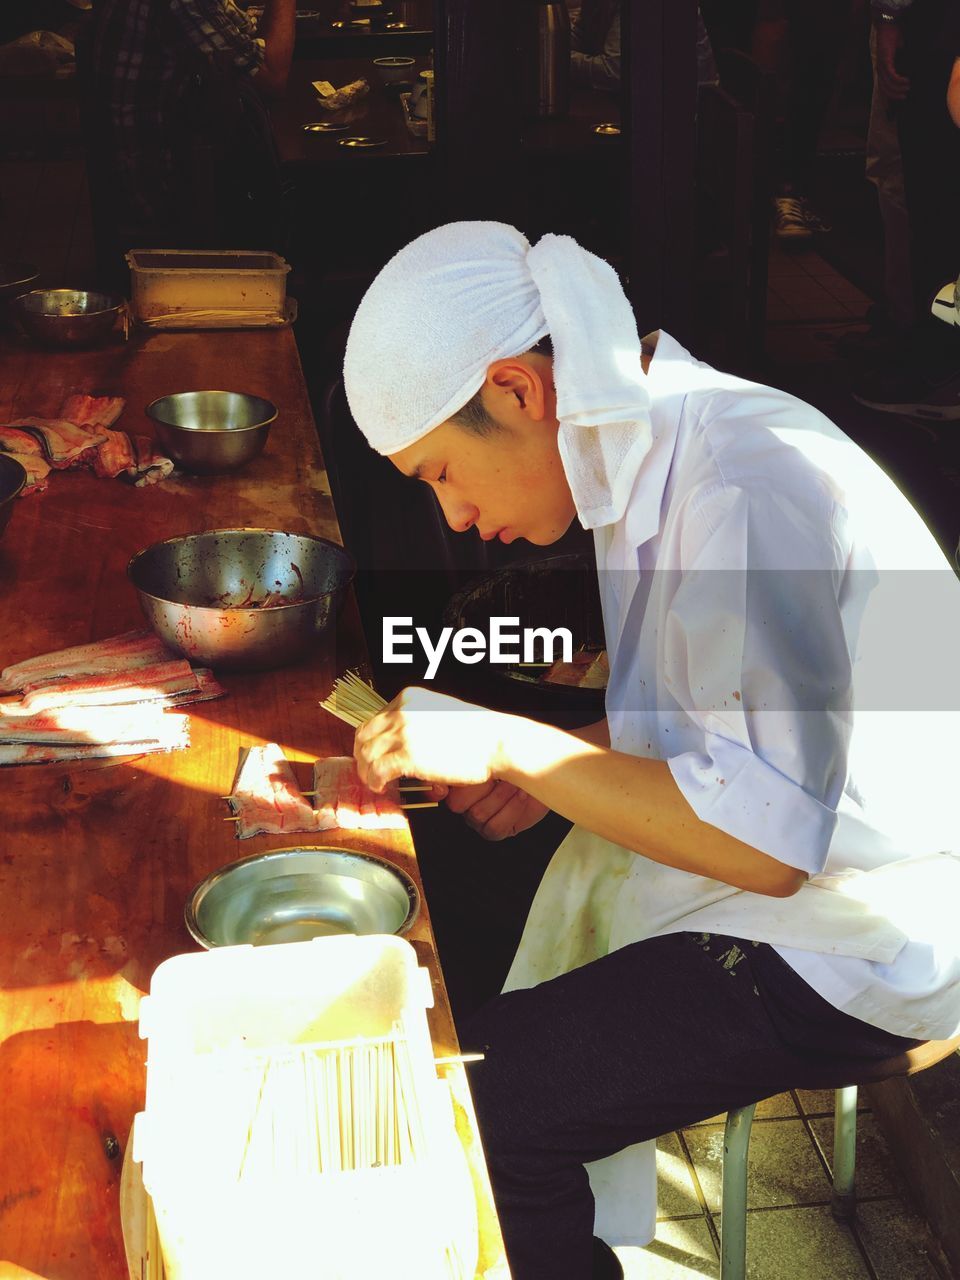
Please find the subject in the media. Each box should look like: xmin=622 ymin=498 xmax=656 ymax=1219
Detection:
xmin=14 ymin=289 xmax=125 ymax=347
xmin=373 ymin=55 xmax=416 ymax=84
xmin=127 ymin=528 xmax=355 ymax=670
xmin=0 ymin=454 xmax=26 ymax=540
xmin=185 ymin=846 xmax=420 ymax=947
xmin=145 ymin=390 xmax=277 ymax=475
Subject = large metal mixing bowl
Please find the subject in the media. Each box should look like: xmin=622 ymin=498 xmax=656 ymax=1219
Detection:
xmin=14 ymin=289 xmax=125 ymax=347
xmin=0 ymin=454 xmax=26 ymax=540
xmin=185 ymin=846 xmax=420 ymax=947
xmin=145 ymin=390 xmax=277 ymax=474
xmin=127 ymin=528 xmax=355 ymax=670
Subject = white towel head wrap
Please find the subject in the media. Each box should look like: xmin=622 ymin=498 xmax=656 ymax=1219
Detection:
xmin=343 ymin=221 xmax=653 ymax=529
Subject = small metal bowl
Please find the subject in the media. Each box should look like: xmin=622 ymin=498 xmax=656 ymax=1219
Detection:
xmin=373 ymin=55 xmax=415 ymax=85
xmin=14 ymin=288 xmax=125 ymax=348
xmin=128 ymin=527 xmax=356 ymax=670
xmin=145 ymin=390 xmax=277 ymax=474
xmin=0 ymin=454 xmax=27 ymax=540
xmin=185 ymin=846 xmax=420 ymax=947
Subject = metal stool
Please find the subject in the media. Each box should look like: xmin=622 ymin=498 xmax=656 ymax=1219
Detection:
xmin=718 ymin=1036 xmax=960 ymax=1280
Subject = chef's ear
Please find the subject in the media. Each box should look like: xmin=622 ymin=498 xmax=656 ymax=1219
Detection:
xmin=486 ymin=358 xmax=547 ymax=420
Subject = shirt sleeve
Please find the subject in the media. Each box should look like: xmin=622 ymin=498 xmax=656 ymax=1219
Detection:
xmin=570 ymin=10 xmax=621 ymax=92
xmin=169 ymin=0 xmax=265 ymax=74
xmin=664 ymin=481 xmax=853 ymax=876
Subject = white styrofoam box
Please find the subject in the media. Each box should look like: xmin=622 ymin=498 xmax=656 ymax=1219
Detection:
xmin=133 ymin=936 xmax=477 ymax=1280
xmin=125 ymin=249 xmax=291 ymax=326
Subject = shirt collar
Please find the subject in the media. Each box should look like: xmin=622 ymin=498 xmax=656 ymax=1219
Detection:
xmin=621 ymin=329 xmax=691 ymax=550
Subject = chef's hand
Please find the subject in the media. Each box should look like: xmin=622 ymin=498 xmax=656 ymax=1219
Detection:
xmin=444 ymin=779 xmax=550 ymax=841
xmin=354 ymin=686 xmax=511 ymax=793
xmin=876 ymin=21 xmax=909 ymax=101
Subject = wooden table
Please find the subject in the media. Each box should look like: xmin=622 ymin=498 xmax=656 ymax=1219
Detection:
xmin=0 ymin=324 xmax=507 ymax=1279
xmin=271 ymin=54 xmax=431 ymax=170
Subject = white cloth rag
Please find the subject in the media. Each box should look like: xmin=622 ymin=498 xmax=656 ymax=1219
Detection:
xmin=343 ymin=220 xmax=654 ymax=529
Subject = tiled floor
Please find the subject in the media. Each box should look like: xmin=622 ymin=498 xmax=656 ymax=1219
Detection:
xmin=614 ymin=1088 xmax=951 ymax=1279
xmin=765 ymin=240 xmax=875 ymax=366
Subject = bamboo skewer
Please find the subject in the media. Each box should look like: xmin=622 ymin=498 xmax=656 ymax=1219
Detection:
xmin=319 ymin=670 xmax=387 ymax=728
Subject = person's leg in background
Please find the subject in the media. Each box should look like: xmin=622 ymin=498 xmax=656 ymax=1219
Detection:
xmin=866 ymin=22 xmax=916 ymax=331
xmin=772 ymin=0 xmax=852 ymax=242
xmin=851 ymin=0 xmax=960 ymax=414
xmin=460 ymin=932 xmax=918 ymax=1280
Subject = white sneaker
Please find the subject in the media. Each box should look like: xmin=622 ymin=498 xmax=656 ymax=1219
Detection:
xmin=773 ymin=196 xmax=829 ymax=243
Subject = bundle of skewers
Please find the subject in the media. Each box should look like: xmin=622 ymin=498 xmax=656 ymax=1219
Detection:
xmin=193 ymin=1027 xmax=427 ymax=1180
xmin=149 ymin=1024 xmax=478 ymax=1279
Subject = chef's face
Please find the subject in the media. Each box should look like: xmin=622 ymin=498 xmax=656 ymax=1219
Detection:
xmin=388 ymin=355 xmax=577 ymax=546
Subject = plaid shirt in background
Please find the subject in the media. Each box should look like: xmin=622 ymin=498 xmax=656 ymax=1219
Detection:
xmin=89 ymin=0 xmax=265 ymax=230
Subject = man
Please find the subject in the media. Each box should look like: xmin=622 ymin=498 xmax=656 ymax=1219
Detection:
xmin=84 ymin=0 xmax=294 ymax=281
xmin=851 ymin=0 xmax=960 ymax=416
xmin=344 ymin=222 xmax=960 ymax=1279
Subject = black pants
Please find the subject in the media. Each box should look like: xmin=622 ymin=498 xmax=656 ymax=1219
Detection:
xmin=460 ymin=932 xmax=917 ymax=1280
xmin=777 ymin=0 xmax=852 ymax=193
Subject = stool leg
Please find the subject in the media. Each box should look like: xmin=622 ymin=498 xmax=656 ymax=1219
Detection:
xmin=720 ymin=1102 xmax=756 ymax=1280
xmin=831 ymin=1085 xmax=858 ymax=1221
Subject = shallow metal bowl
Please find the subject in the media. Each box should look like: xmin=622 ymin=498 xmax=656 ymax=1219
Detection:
xmin=145 ymin=390 xmax=277 ymax=474
xmin=14 ymin=288 xmax=125 ymax=347
xmin=185 ymin=846 xmax=420 ymax=947
xmin=0 ymin=454 xmax=27 ymax=540
xmin=127 ymin=528 xmax=355 ymax=670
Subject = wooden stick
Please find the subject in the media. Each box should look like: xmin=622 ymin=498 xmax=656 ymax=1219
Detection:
xmin=399 ymin=801 xmax=439 ymax=810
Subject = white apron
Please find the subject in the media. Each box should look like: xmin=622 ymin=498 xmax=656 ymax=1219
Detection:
xmin=503 ymin=826 xmax=960 ymax=1244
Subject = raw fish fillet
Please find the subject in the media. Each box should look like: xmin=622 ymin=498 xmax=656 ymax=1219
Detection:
xmin=92 ymin=430 xmax=136 ymax=479
xmin=0 ymin=714 xmax=189 ymax=766
xmin=0 ymin=426 xmax=44 ymax=455
xmin=59 ymin=394 xmax=125 ymax=431
xmin=8 ymin=417 xmax=108 ymax=469
xmin=1 ymin=660 xmax=203 ymax=717
xmin=129 ymin=436 xmax=174 ymax=486
xmin=312 ymin=756 xmax=406 ymax=831
xmin=227 ymin=743 xmax=335 ymax=839
xmin=0 ymin=450 xmax=49 ymax=494
xmin=0 ymin=631 xmax=175 ymax=695
xmin=0 ymin=703 xmax=187 ymax=745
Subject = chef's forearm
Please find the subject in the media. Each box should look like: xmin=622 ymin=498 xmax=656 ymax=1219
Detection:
xmin=495 ymin=717 xmax=806 ymax=897
xmin=570 ymin=717 xmax=610 ymax=747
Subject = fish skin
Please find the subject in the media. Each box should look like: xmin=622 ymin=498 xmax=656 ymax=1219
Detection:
xmin=8 ymin=417 xmax=109 ymax=468
xmin=3 ymin=659 xmax=199 ymax=717
xmin=0 ymin=631 xmax=174 ymax=695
